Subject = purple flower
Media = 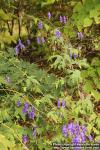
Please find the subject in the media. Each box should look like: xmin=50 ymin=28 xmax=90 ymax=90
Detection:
xmin=59 ymin=15 xmax=63 ymax=23
xmin=55 ymin=30 xmax=61 ymax=38
xmin=81 ymin=125 xmax=86 ymax=133
xmin=57 ymin=99 xmax=61 ymax=108
xmin=38 ymin=21 xmax=43 ymax=29
xmin=62 ymin=125 xmax=68 ymax=137
xmin=37 ymin=37 xmax=41 ymax=44
xmin=73 ymin=54 xmax=78 ymax=59
xmin=48 ymin=12 xmax=51 ymax=20
xmin=77 ymin=32 xmax=84 ymax=40
xmin=67 ymin=123 xmax=75 ymax=135
xmin=62 ymin=100 xmax=66 ymax=108
xmin=22 ymin=102 xmax=29 ymax=114
xmin=22 ymin=135 xmax=28 ymax=144
xmin=63 ymin=16 xmax=67 ymax=24
xmin=26 ymin=39 xmax=30 ymax=45
xmin=88 ymin=135 xmax=93 ymax=141
xmin=80 ymin=132 xmax=86 ymax=142
xmin=72 ymin=136 xmax=80 ymax=143
xmin=16 ymin=100 xmax=21 ymax=107
xmin=41 ymin=37 xmax=45 ymax=43
xmin=28 ymin=107 xmax=35 ymax=120
xmin=15 ymin=45 xmax=19 ymax=55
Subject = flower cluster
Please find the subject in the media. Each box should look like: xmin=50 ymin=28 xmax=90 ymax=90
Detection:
xmin=22 ymin=135 xmax=28 ymax=144
xmin=62 ymin=122 xmax=93 ymax=143
xmin=22 ymin=102 xmax=35 ymax=120
xmin=59 ymin=15 xmax=67 ymax=24
xmin=70 ymin=53 xmax=78 ymax=59
xmin=57 ymin=99 xmax=66 ymax=108
xmin=15 ymin=39 xmax=25 ymax=55
xmin=37 ymin=37 xmax=45 ymax=44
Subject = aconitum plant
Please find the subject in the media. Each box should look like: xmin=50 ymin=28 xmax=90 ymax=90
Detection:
xmin=15 ymin=39 xmax=25 ymax=55
xmin=48 ymin=12 xmax=51 ymax=19
xmin=38 ymin=21 xmax=43 ymax=29
xmin=16 ymin=100 xmax=21 ymax=107
xmin=55 ymin=30 xmax=61 ymax=38
xmin=62 ymin=122 xmax=93 ymax=143
xmin=22 ymin=135 xmax=28 ymax=144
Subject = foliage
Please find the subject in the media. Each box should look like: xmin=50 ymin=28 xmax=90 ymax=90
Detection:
xmin=0 ymin=0 xmax=100 ymax=149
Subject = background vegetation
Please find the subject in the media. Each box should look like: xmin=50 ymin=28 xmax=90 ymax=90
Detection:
xmin=0 ymin=0 xmax=100 ymax=149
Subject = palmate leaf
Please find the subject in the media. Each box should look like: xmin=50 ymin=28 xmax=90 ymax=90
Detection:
xmin=67 ymin=70 xmax=82 ymax=86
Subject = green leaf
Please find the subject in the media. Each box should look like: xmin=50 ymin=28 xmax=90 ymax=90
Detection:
xmin=84 ymin=17 xmax=93 ymax=27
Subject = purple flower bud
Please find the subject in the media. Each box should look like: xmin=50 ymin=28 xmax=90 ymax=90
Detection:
xmin=55 ymin=30 xmax=61 ymax=38
xmin=22 ymin=102 xmax=29 ymax=114
xmin=88 ymin=135 xmax=93 ymax=141
xmin=57 ymin=99 xmax=61 ymax=108
xmin=67 ymin=123 xmax=75 ymax=135
xmin=15 ymin=45 xmax=19 ymax=55
xmin=62 ymin=125 xmax=68 ymax=137
xmin=22 ymin=135 xmax=28 ymax=144
xmin=59 ymin=15 xmax=63 ymax=23
xmin=80 ymin=132 xmax=86 ymax=142
xmin=62 ymin=100 xmax=66 ymax=108
xmin=72 ymin=136 xmax=80 ymax=143
xmin=37 ymin=37 xmax=41 ymax=44
xmin=41 ymin=37 xmax=45 ymax=43
xmin=16 ymin=100 xmax=21 ymax=107
xmin=26 ymin=39 xmax=30 ymax=45
xmin=38 ymin=21 xmax=43 ymax=29
xmin=28 ymin=107 xmax=35 ymax=120
xmin=63 ymin=16 xmax=67 ymax=24
xmin=77 ymin=32 xmax=84 ymax=40
xmin=48 ymin=12 xmax=51 ymax=20
xmin=18 ymin=39 xmax=25 ymax=49
xmin=73 ymin=54 xmax=77 ymax=59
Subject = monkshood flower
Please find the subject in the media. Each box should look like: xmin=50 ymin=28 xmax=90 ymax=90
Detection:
xmin=88 ymin=135 xmax=93 ymax=141
xmin=62 ymin=125 xmax=68 ymax=137
xmin=62 ymin=100 xmax=66 ymax=108
xmin=48 ymin=12 xmax=51 ymax=20
xmin=63 ymin=16 xmax=67 ymax=24
xmin=28 ymin=107 xmax=35 ymax=120
xmin=22 ymin=102 xmax=29 ymax=114
xmin=22 ymin=135 xmax=28 ymax=144
xmin=16 ymin=100 xmax=21 ymax=107
xmin=57 ymin=99 xmax=61 ymax=108
xmin=18 ymin=39 xmax=25 ymax=49
xmin=37 ymin=37 xmax=41 ymax=44
xmin=59 ymin=15 xmax=63 ymax=23
xmin=80 ymin=132 xmax=86 ymax=142
xmin=26 ymin=39 xmax=30 ymax=45
xmin=41 ymin=37 xmax=45 ymax=43
xmin=67 ymin=123 xmax=75 ymax=135
xmin=77 ymin=32 xmax=84 ymax=40
xmin=38 ymin=21 xmax=43 ymax=29
xmin=55 ymin=30 xmax=61 ymax=38
xmin=15 ymin=45 xmax=19 ymax=55
xmin=72 ymin=136 xmax=80 ymax=143
xmin=73 ymin=54 xmax=78 ymax=59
